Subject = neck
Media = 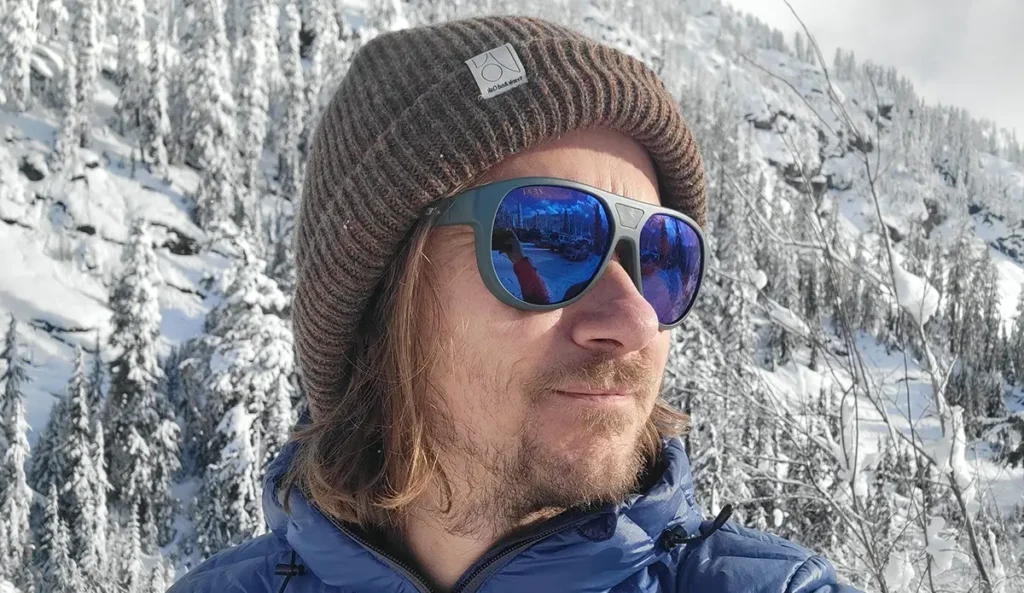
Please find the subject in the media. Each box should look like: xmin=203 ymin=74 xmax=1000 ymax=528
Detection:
xmin=397 ymin=478 xmax=564 ymax=591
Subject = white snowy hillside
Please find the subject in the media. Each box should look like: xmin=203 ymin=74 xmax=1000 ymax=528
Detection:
xmin=0 ymin=0 xmax=1022 ymax=592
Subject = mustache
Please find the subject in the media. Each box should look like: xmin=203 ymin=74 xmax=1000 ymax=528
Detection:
xmin=521 ymin=354 xmax=660 ymax=397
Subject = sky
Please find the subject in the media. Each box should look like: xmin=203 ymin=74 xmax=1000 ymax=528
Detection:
xmin=721 ymin=0 xmax=1024 ymax=137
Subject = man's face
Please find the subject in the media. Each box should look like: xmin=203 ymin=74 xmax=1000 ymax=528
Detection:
xmin=421 ymin=127 xmax=671 ymax=529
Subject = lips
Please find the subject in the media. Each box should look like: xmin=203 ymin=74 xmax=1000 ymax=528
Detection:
xmin=555 ymin=386 xmax=631 ymax=399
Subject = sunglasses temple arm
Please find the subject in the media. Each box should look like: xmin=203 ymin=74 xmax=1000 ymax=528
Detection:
xmin=427 ymin=191 xmax=480 ymax=227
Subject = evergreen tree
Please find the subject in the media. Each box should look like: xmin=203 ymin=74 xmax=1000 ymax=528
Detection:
xmin=0 ymin=318 xmax=32 ymax=588
xmin=0 ymin=0 xmax=37 ymax=111
xmin=142 ymin=21 xmax=171 ymax=175
xmin=237 ymin=0 xmax=273 ymax=194
xmin=1008 ymin=290 xmax=1024 ymax=385
xmin=61 ymin=347 xmax=106 ymax=577
xmin=182 ymin=0 xmax=238 ymax=228
xmin=38 ymin=0 xmax=69 ymax=42
xmin=85 ymin=347 xmax=110 ymax=574
xmin=168 ymin=338 xmax=212 ymax=476
xmin=52 ymin=48 xmax=81 ymax=171
xmin=71 ymin=0 xmax=100 ymax=147
xmin=26 ymin=394 xmax=68 ymax=496
xmin=277 ymin=1 xmax=306 ymax=200
xmin=193 ymin=250 xmax=295 ymax=555
xmin=146 ymin=557 xmax=175 ymax=593
xmin=104 ymin=220 xmax=181 ymax=549
xmin=201 ymin=250 xmax=295 ymax=469
xmin=112 ymin=506 xmax=146 ymax=593
xmin=266 ymin=204 xmax=298 ymax=300
xmin=1 ymin=318 xmax=29 ymax=456
xmin=193 ymin=404 xmax=264 ymax=558
xmin=299 ymin=0 xmax=340 ymax=156
xmin=113 ymin=0 xmax=148 ymax=134
xmin=763 ymin=234 xmax=797 ymax=369
xmin=33 ymin=485 xmax=83 ymax=593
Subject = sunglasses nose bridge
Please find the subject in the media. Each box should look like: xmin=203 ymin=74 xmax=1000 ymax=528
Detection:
xmin=608 ymin=234 xmax=644 ymax=294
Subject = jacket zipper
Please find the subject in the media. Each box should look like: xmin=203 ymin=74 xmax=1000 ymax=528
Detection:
xmin=450 ymin=514 xmax=594 ymax=593
xmin=330 ymin=520 xmax=437 ymax=593
xmin=330 ymin=512 xmax=594 ymax=593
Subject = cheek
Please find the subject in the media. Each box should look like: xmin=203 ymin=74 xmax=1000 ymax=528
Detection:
xmin=430 ymin=243 xmax=562 ymax=425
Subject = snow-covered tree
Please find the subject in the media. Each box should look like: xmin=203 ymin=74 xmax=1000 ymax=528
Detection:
xmin=193 ymin=404 xmax=265 ymax=558
xmin=27 ymin=394 xmax=67 ymax=497
xmin=61 ymin=347 xmax=107 ymax=577
xmin=0 ymin=0 xmax=37 ymax=111
xmin=0 ymin=317 xmax=29 ymax=456
xmin=33 ymin=485 xmax=83 ymax=593
xmin=299 ymin=0 xmax=340 ymax=156
xmin=1008 ymin=290 xmax=1024 ymax=385
xmin=0 ymin=318 xmax=32 ymax=588
xmin=277 ymin=1 xmax=306 ymax=200
xmin=85 ymin=345 xmax=110 ymax=572
xmin=266 ymin=205 xmax=298 ymax=300
xmin=181 ymin=0 xmax=238 ymax=228
xmin=71 ymin=0 xmax=99 ymax=147
xmin=113 ymin=0 xmax=148 ymax=134
xmin=104 ymin=220 xmax=181 ymax=549
xmin=111 ymin=505 xmax=146 ymax=593
xmin=235 ymin=0 xmax=273 ymax=223
xmin=192 ymin=249 xmax=295 ymax=555
xmin=202 ymin=250 xmax=295 ymax=467
xmin=142 ymin=20 xmax=171 ymax=175
xmin=147 ymin=558 xmax=175 ymax=593
xmin=37 ymin=0 xmax=69 ymax=42
xmin=52 ymin=49 xmax=80 ymax=171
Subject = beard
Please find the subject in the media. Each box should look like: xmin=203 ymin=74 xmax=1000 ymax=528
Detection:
xmin=431 ymin=353 xmax=663 ymax=538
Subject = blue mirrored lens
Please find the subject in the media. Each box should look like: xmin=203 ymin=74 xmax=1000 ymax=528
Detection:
xmin=492 ymin=186 xmax=611 ymax=305
xmin=639 ymin=214 xmax=703 ymax=324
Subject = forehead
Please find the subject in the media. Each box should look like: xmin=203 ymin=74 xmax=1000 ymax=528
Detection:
xmin=472 ymin=127 xmax=661 ymax=207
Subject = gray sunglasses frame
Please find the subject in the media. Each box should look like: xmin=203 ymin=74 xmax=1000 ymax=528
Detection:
xmin=425 ymin=176 xmax=707 ymax=329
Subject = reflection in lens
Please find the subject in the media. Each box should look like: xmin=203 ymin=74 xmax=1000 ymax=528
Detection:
xmin=491 ymin=186 xmax=611 ymax=305
xmin=639 ymin=214 xmax=702 ymax=324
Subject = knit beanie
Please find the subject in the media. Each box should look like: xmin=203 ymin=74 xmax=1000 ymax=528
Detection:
xmin=293 ymin=15 xmax=707 ymax=414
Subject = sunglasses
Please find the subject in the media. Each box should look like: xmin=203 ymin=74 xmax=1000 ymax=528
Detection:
xmin=426 ymin=177 xmax=707 ymax=329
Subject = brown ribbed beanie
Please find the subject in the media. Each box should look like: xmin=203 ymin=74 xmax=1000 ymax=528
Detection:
xmin=294 ymin=15 xmax=707 ymax=415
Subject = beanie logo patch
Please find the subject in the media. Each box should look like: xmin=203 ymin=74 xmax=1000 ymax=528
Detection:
xmin=465 ymin=43 xmax=528 ymax=99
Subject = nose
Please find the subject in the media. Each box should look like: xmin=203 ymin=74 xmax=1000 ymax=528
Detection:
xmin=568 ymin=258 xmax=661 ymax=355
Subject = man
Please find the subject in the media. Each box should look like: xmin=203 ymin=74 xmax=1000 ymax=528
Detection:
xmin=169 ymin=15 xmax=860 ymax=593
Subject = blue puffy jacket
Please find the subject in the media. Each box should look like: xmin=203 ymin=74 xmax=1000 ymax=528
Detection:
xmin=168 ymin=437 xmax=861 ymax=592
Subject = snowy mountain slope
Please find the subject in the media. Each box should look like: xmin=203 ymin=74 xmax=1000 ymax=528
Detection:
xmin=0 ymin=79 xmax=220 ymax=442
xmin=659 ymin=0 xmax=1024 ymax=454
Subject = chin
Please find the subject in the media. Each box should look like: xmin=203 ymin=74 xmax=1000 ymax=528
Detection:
xmin=524 ymin=422 xmax=646 ymax=507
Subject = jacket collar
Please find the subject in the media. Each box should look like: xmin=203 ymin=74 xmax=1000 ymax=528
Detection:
xmin=262 ymin=437 xmax=703 ymax=592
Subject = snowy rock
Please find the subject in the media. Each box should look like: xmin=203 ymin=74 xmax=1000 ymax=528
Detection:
xmin=18 ymin=153 xmax=47 ymax=181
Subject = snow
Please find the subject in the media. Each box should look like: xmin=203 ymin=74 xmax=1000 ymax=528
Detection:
xmin=0 ymin=579 xmax=22 ymax=593
xmin=883 ymin=552 xmax=916 ymax=593
xmin=0 ymin=108 xmax=216 ymax=445
xmin=763 ymin=297 xmax=810 ymax=337
xmin=29 ymin=54 xmax=54 ymax=80
xmin=215 ymin=404 xmax=258 ymax=473
xmin=891 ymin=259 xmax=940 ymax=326
xmin=0 ymin=0 xmax=1022 ymax=588
xmin=924 ymin=516 xmax=956 ymax=572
